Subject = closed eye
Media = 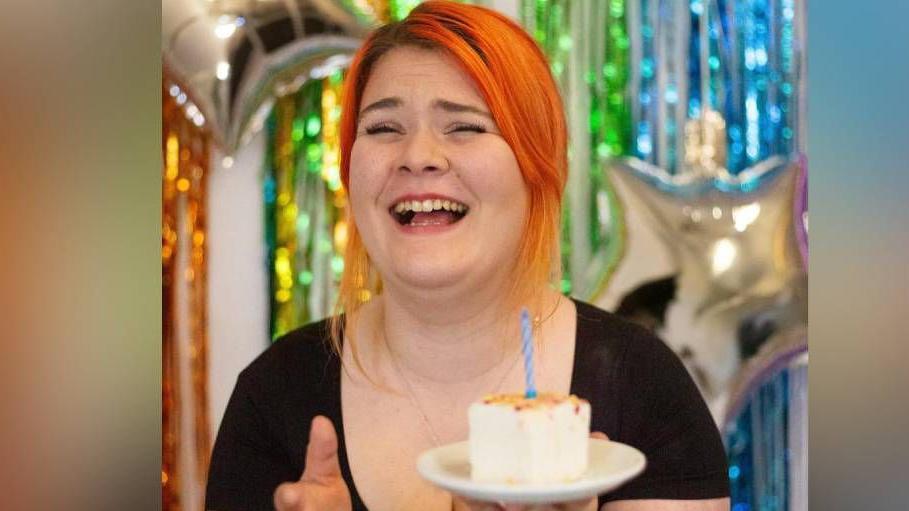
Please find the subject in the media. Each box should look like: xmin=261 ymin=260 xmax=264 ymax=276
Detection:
xmin=446 ymin=123 xmax=487 ymax=134
xmin=364 ymin=123 xmax=401 ymax=135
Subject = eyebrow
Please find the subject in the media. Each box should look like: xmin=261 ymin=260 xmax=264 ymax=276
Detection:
xmin=358 ymin=97 xmax=493 ymax=121
xmin=433 ymin=99 xmax=492 ymax=119
xmin=358 ymin=97 xmax=402 ymax=120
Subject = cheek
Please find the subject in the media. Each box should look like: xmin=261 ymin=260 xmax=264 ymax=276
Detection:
xmin=347 ymin=141 xmax=398 ymax=257
xmin=347 ymin=141 xmax=384 ymax=209
xmin=462 ymin=146 xmax=528 ymax=206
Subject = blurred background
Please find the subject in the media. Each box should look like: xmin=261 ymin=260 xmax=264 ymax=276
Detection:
xmin=161 ymin=1 xmax=808 ymax=509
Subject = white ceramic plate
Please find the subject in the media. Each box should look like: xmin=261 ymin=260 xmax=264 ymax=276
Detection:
xmin=416 ymin=439 xmax=646 ymax=504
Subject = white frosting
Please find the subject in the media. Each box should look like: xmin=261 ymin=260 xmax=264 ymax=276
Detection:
xmin=468 ymin=393 xmax=591 ymax=483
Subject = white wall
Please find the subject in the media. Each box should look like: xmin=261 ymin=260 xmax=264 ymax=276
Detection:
xmin=207 ymin=132 xmax=270 ymax=439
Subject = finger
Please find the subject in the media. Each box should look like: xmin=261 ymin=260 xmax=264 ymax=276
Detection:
xmin=302 ymin=415 xmax=342 ymax=482
xmin=273 ymin=482 xmax=301 ymax=510
xmin=555 ymin=497 xmax=598 ymax=510
xmin=452 ymin=496 xmax=507 ymax=510
xmin=590 ymin=431 xmax=608 ymax=441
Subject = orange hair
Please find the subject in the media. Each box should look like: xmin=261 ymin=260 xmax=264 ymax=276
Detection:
xmin=330 ymin=1 xmax=568 ymax=358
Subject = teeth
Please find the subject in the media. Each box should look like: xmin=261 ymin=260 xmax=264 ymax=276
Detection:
xmin=393 ymin=199 xmax=468 ymax=214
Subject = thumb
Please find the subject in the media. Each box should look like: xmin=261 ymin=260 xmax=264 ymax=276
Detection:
xmin=302 ymin=415 xmax=342 ymax=483
xmin=273 ymin=482 xmax=300 ymax=510
xmin=590 ymin=431 xmax=609 ymax=441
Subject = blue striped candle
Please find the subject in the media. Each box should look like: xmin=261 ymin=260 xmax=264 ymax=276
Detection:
xmin=520 ymin=308 xmax=537 ymax=399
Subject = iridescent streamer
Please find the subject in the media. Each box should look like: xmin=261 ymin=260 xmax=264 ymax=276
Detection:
xmin=633 ymin=0 xmax=716 ymax=170
xmin=340 ymin=0 xmax=427 ymax=24
xmin=312 ymin=71 xmax=346 ymax=317
xmin=627 ymin=0 xmax=804 ymax=184
xmin=389 ymin=0 xmax=423 ymax=20
xmin=162 ymin=128 xmax=181 ymax=511
xmin=185 ymin=135 xmax=211 ymax=507
xmin=587 ymin=0 xmax=631 ymax=300
xmin=600 ymin=0 xmax=633 ymax=159
xmin=339 ymin=0 xmax=390 ymax=24
xmin=726 ymin=371 xmax=789 ymax=511
xmin=266 ymin=72 xmax=348 ymax=339
xmin=163 ymin=79 xmax=212 ymax=511
xmin=348 ymin=0 xmax=471 ymax=23
xmin=265 ymin=94 xmax=300 ymax=338
xmin=295 ymin=78 xmax=332 ymax=325
xmin=520 ymin=308 xmax=537 ymax=398
xmin=718 ymin=0 xmax=802 ymax=173
xmin=724 ymin=338 xmax=807 ymax=511
xmin=787 ymin=356 xmax=808 ymax=511
xmin=521 ymin=0 xmax=628 ymax=300
xmin=630 ymin=0 xmax=655 ymax=161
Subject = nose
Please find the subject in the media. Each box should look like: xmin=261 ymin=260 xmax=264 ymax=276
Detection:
xmin=396 ymin=129 xmax=449 ymax=175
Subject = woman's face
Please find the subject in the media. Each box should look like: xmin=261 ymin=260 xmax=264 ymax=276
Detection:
xmin=349 ymin=46 xmax=529 ymax=295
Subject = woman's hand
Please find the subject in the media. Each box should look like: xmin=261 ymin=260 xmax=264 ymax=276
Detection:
xmin=273 ymin=416 xmax=352 ymax=511
xmin=452 ymin=498 xmax=596 ymax=511
xmin=452 ymin=432 xmax=608 ymax=511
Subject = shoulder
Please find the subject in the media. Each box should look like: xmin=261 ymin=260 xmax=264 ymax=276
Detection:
xmin=574 ymin=298 xmax=697 ymax=395
xmin=572 ymin=298 xmax=675 ymax=369
xmin=236 ymin=318 xmax=339 ymax=397
xmin=207 ymin=320 xmax=340 ymax=509
xmin=571 ymin=298 xmax=706 ymax=427
xmin=571 ymin=302 xmax=730 ymax=502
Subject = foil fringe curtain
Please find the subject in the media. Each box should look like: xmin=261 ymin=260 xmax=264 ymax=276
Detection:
xmin=521 ymin=0 xmax=629 ymax=299
xmin=266 ymin=72 xmax=348 ymax=339
xmin=163 ymin=78 xmax=212 ymax=511
xmin=341 ymin=0 xmax=426 ymax=24
xmin=724 ymin=348 xmax=807 ymax=511
xmin=629 ymin=0 xmax=804 ymax=177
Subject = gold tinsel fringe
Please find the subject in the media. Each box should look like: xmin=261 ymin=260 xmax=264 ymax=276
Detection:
xmin=163 ymin=77 xmax=212 ymax=511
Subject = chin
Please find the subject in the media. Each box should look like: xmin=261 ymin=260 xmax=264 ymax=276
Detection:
xmin=389 ymin=264 xmax=466 ymax=292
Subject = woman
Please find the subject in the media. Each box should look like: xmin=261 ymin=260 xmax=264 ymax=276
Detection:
xmin=205 ymin=2 xmax=730 ymax=510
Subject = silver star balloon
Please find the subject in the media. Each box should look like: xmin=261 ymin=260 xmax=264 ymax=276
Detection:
xmin=605 ymin=155 xmax=807 ymax=413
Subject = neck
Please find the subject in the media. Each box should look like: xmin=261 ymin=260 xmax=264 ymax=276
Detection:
xmin=366 ymin=284 xmax=560 ymax=385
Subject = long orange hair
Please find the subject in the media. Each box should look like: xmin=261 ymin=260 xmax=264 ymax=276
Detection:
xmin=330 ymin=0 xmax=568 ymax=359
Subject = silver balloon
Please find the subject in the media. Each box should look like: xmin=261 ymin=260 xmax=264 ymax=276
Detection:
xmin=606 ymin=157 xmax=807 ymax=411
xmin=162 ymin=0 xmax=376 ymax=152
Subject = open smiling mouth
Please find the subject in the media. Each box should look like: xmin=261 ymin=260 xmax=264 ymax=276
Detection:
xmin=390 ymin=199 xmax=469 ymax=227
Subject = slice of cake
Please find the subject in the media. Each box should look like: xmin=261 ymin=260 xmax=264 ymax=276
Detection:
xmin=468 ymin=393 xmax=592 ymax=484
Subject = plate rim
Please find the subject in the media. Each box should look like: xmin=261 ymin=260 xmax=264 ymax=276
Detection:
xmin=416 ymin=438 xmax=647 ymax=504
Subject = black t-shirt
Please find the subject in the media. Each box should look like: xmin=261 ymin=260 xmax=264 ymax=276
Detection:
xmin=206 ymin=299 xmax=729 ymax=510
